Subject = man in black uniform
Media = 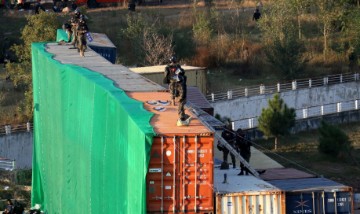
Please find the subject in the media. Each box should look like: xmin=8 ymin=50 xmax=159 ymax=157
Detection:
xmin=253 ymin=9 xmax=261 ymax=21
xmin=164 ymin=56 xmax=190 ymax=126
xmin=77 ymin=15 xmax=89 ymax=57
xmin=235 ymin=128 xmax=252 ymax=175
xmin=217 ymin=125 xmax=236 ymax=170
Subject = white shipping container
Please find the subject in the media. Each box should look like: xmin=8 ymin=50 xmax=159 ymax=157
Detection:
xmin=214 ymin=167 xmax=285 ymax=214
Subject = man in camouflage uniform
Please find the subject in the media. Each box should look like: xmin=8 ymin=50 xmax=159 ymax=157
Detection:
xmin=76 ymin=15 xmax=89 ymax=57
xmin=69 ymin=9 xmax=81 ymax=49
xmin=164 ymin=56 xmax=190 ymax=126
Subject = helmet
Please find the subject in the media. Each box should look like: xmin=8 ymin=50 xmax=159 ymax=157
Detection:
xmin=170 ymin=56 xmax=177 ymax=63
xmin=74 ymin=8 xmax=80 ymax=16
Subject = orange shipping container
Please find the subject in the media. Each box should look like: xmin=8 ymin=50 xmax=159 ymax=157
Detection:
xmin=128 ymin=92 xmax=214 ymax=214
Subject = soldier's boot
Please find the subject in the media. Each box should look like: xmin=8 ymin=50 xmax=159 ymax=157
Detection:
xmin=238 ymin=170 xmax=244 ymax=176
xmin=176 ymin=116 xmax=192 ymax=127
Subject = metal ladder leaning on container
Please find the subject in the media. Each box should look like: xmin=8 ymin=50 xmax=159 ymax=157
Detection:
xmin=186 ymin=103 xmax=260 ymax=178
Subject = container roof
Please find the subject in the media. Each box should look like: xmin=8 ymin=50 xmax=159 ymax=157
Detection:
xmin=130 ymin=65 xmax=206 ymax=74
xmin=87 ymin=32 xmax=116 ymax=48
xmin=187 ymin=86 xmax=213 ymax=109
xmin=46 ymin=43 xmax=164 ymax=92
xmin=127 ymin=91 xmax=213 ymax=135
xmin=268 ymin=177 xmax=351 ymax=192
xmin=213 ymin=167 xmax=282 ymax=194
xmin=260 ymin=168 xmax=316 ymax=181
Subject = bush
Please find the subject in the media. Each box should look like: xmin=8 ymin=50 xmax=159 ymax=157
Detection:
xmin=318 ymin=121 xmax=353 ymax=158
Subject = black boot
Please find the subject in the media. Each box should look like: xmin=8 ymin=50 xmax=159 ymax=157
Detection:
xmin=238 ymin=171 xmax=244 ymax=176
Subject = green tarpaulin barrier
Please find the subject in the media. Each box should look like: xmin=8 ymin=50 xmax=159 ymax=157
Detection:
xmin=56 ymin=29 xmax=69 ymax=42
xmin=31 ymin=42 xmax=154 ymax=214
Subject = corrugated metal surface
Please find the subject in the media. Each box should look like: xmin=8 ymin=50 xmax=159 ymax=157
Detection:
xmin=128 ymin=91 xmax=214 ymax=213
xmin=46 ymin=43 xmax=164 ymax=92
xmin=269 ymin=178 xmax=354 ymax=214
xmin=147 ymin=135 xmax=214 ymax=213
xmin=269 ymin=178 xmax=352 ymax=192
xmin=87 ymin=33 xmax=116 ymax=48
xmin=187 ymin=86 xmax=214 ymax=116
xmin=128 ymin=92 xmax=211 ymax=134
xmin=130 ymin=65 xmax=207 ymax=94
xmin=214 ymin=167 xmax=285 ymax=214
xmin=87 ymin=33 xmax=117 ymax=64
xmin=260 ymin=168 xmax=316 ymax=181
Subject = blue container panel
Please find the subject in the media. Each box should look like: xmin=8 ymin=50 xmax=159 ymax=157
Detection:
xmin=286 ymin=191 xmax=352 ymax=214
xmin=286 ymin=192 xmax=317 ymax=214
xmin=89 ymin=45 xmax=117 ymax=64
xmin=320 ymin=192 xmax=352 ymax=214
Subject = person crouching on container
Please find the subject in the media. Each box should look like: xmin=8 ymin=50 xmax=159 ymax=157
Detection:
xmin=163 ymin=56 xmax=191 ymax=126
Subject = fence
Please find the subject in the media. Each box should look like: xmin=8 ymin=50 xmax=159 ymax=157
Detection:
xmin=0 ymin=122 xmax=32 ymax=136
xmin=0 ymin=158 xmax=15 ymax=171
xmin=207 ymin=72 xmax=360 ymax=102
xmin=233 ymin=99 xmax=360 ymax=130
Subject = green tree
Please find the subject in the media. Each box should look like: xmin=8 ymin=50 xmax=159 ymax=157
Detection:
xmin=315 ymin=0 xmax=344 ymax=60
xmin=192 ymin=11 xmax=213 ymax=46
xmin=318 ymin=121 xmax=353 ymax=159
xmin=264 ymin=26 xmax=307 ymax=79
xmin=258 ymin=93 xmax=296 ymax=150
xmin=6 ymin=12 xmax=59 ymax=121
xmin=259 ymin=0 xmax=307 ymax=79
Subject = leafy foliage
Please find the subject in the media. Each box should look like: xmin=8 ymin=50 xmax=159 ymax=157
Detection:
xmin=259 ymin=0 xmax=307 ymax=79
xmin=192 ymin=11 xmax=213 ymax=45
xmin=258 ymin=93 xmax=296 ymax=149
xmin=264 ymin=26 xmax=307 ymax=79
xmin=121 ymin=13 xmax=174 ymax=66
xmin=318 ymin=121 xmax=353 ymax=158
xmin=5 ymin=12 xmax=60 ymax=121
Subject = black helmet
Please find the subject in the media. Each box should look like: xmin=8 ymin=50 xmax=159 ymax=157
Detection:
xmin=170 ymin=56 xmax=177 ymax=63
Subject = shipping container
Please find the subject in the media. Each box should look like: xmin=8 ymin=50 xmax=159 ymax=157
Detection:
xmin=260 ymin=168 xmax=317 ymax=181
xmin=269 ymin=178 xmax=354 ymax=214
xmin=128 ymin=91 xmax=214 ymax=213
xmin=87 ymin=32 xmax=117 ymax=64
xmin=130 ymin=65 xmax=207 ymax=94
xmin=213 ymin=167 xmax=286 ymax=214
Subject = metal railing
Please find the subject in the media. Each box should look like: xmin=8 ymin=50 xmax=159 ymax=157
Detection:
xmin=233 ymin=99 xmax=360 ymax=130
xmin=0 ymin=158 xmax=15 ymax=171
xmin=0 ymin=122 xmax=32 ymax=136
xmin=207 ymin=72 xmax=360 ymax=102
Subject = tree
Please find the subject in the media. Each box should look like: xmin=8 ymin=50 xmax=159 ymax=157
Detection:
xmin=6 ymin=12 xmax=59 ymax=121
xmin=258 ymin=94 xmax=296 ymax=150
xmin=314 ymin=0 xmax=344 ymax=60
xmin=258 ymin=0 xmax=307 ymax=79
xmin=264 ymin=26 xmax=307 ymax=79
xmin=142 ymin=29 xmax=174 ymax=65
xmin=121 ymin=13 xmax=174 ymax=66
xmin=192 ymin=11 xmax=213 ymax=46
xmin=318 ymin=121 xmax=353 ymax=159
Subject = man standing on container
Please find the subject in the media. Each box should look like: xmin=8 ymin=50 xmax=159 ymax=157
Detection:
xmin=163 ymin=56 xmax=191 ymax=126
xmin=235 ymin=129 xmax=252 ymax=175
xmin=77 ymin=15 xmax=89 ymax=57
xmin=217 ymin=124 xmax=236 ymax=169
xmin=69 ymin=9 xmax=81 ymax=49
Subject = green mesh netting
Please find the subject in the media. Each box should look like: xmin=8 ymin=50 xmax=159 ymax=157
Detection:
xmin=56 ymin=29 xmax=69 ymax=42
xmin=31 ymin=42 xmax=155 ymax=214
